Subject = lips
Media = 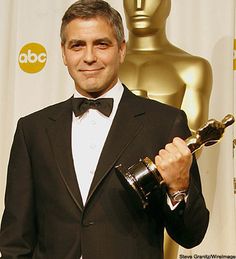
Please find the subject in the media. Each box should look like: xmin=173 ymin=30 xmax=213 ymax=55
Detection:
xmin=132 ymin=15 xmax=149 ymax=21
xmin=79 ymin=68 xmax=104 ymax=77
xmin=79 ymin=68 xmax=104 ymax=72
xmin=79 ymin=68 xmax=103 ymax=74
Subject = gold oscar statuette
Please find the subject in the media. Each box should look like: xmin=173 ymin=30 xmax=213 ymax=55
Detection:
xmin=116 ymin=114 xmax=235 ymax=209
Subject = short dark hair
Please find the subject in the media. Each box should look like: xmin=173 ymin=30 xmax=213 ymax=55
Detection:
xmin=60 ymin=0 xmax=125 ymax=46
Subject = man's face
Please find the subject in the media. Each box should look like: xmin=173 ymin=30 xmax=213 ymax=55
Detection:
xmin=61 ymin=17 xmax=126 ymax=98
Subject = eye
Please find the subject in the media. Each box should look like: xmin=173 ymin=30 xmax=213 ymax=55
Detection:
xmin=97 ymin=42 xmax=109 ymax=49
xmin=95 ymin=39 xmax=112 ymax=49
xmin=68 ymin=41 xmax=85 ymax=51
xmin=71 ymin=44 xmax=83 ymax=50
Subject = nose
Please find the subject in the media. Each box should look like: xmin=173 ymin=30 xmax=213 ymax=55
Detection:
xmin=83 ymin=46 xmax=96 ymax=64
xmin=136 ymin=0 xmax=144 ymax=10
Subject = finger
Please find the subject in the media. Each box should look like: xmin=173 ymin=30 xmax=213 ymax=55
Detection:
xmin=156 ymin=148 xmax=177 ymax=171
xmin=155 ymin=154 xmax=166 ymax=171
xmin=158 ymin=148 xmax=175 ymax=168
xmin=165 ymin=142 xmax=178 ymax=154
xmin=164 ymin=142 xmax=182 ymax=161
xmin=173 ymin=137 xmax=191 ymax=157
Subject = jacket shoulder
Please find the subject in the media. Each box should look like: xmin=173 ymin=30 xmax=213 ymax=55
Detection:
xmin=20 ymin=98 xmax=72 ymax=122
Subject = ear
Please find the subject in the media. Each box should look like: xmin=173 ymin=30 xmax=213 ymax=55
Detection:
xmin=61 ymin=44 xmax=67 ymax=66
xmin=119 ymin=40 xmax=127 ymax=64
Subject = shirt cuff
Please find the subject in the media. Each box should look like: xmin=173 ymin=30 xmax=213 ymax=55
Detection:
xmin=166 ymin=194 xmax=188 ymax=210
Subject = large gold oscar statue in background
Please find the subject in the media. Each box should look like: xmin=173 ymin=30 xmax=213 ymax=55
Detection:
xmin=119 ymin=0 xmax=213 ymax=258
xmin=120 ymin=0 xmax=213 ymax=134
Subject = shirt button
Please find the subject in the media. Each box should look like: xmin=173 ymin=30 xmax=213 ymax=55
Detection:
xmin=89 ymin=143 xmax=96 ymax=149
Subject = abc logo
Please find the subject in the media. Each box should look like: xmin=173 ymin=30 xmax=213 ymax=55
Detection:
xmin=18 ymin=43 xmax=47 ymax=73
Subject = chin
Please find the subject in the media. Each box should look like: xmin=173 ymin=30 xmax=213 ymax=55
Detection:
xmin=85 ymin=87 xmax=106 ymax=98
xmin=131 ymin=27 xmax=155 ymax=36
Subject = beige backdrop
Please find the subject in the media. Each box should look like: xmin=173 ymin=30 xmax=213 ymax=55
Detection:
xmin=0 ymin=0 xmax=235 ymax=257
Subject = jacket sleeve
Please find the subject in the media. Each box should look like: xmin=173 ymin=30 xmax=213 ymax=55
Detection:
xmin=162 ymin=110 xmax=209 ymax=248
xmin=0 ymin=118 xmax=36 ymax=258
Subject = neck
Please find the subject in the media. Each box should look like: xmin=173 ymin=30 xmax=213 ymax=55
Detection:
xmin=127 ymin=26 xmax=171 ymax=52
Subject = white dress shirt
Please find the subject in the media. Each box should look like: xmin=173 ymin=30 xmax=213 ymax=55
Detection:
xmin=71 ymin=81 xmax=124 ymax=205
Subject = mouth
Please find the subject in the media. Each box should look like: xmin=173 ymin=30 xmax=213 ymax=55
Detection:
xmin=132 ymin=14 xmax=149 ymax=20
xmin=79 ymin=68 xmax=104 ymax=76
xmin=79 ymin=68 xmax=104 ymax=72
xmin=132 ymin=15 xmax=149 ymax=21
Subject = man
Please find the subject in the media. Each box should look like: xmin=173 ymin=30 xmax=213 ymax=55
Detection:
xmin=0 ymin=1 xmax=209 ymax=258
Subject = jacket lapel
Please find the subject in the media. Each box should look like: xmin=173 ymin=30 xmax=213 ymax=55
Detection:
xmin=86 ymin=87 xmax=145 ymax=204
xmin=46 ymin=99 xmax=83 ymax=211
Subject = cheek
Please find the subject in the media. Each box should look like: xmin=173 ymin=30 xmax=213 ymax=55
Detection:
xmin=64 ymin=52 xmax=81 ymax=67
xmin=96 ymin=50 xmax=111 ymax=62
xmin=106 ymin=57 xmax=121 ymax=71
xmin=102 ymin=50 xmax=124 ymax=65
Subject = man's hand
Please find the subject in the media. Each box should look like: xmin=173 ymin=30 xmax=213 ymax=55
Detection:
xmin=155 ymin=137 xmax=192 ymax=194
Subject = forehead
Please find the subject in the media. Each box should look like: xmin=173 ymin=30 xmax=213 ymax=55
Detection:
xmin=63 ymin=17 xmax=116 ymax=41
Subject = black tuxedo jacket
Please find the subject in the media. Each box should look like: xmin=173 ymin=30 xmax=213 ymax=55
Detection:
xmin=0 ymin=86 xmax=209 ymax=259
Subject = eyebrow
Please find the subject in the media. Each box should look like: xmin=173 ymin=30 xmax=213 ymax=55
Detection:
xmin=67 ymin=37 xmax=114 ymax=47
xmin=67 ymin=39 xmax=84 ymax=47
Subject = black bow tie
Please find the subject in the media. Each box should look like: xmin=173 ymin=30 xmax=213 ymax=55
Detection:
xmin=72 ymin=97 xmax=114 ymax=117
